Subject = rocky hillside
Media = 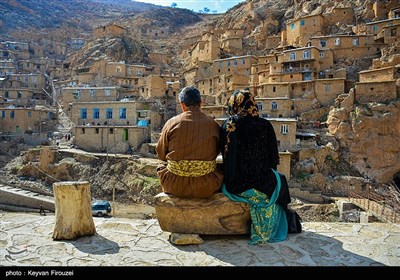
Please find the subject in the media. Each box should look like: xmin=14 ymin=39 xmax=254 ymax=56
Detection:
xmin=2 ymin=148 xmax=162 ymax=206
xmin=0 ymin=0 xmax=159 ymax=34
xmin=67 ymin=34 xmax=146 ymax=72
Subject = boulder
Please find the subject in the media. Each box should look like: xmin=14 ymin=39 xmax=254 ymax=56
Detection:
xmin=154 ymin=192 xmax=251 ymax=235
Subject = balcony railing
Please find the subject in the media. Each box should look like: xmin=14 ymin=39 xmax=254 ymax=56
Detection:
xmin=282 ymin=67 xmax=312 ymax=74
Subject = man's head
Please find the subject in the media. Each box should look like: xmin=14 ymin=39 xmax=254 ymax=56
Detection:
xmin=178 ymin=86 xmax=202 ymax=108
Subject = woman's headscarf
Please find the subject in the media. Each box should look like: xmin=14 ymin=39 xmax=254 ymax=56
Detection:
xmin=224 ymin=88 xmax=259 ymax=156
xmin=226 ymin=88 xmax=259 ymax=117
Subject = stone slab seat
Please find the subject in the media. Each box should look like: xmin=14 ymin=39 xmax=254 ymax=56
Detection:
xmin=154 ymin=192 xmax=251 ymax=235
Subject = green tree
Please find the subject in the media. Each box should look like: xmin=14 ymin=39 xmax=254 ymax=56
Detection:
xmin=203 ymin=7 xmax=210 ymax=13
xmin=171 ymin=2 xmax=177 ymax=8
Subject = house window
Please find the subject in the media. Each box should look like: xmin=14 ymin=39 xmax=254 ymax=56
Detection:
xmin=17 ymin=91 xmax=22 ymax=98
xmin=128 ymin=69 xmax=133 ymax=75
xmin=391 ymin=28 xmax=397 ymax=36
xmin=291 ymin=23 xmax=295 ymax=29
xmin=116 ymin=67 xmax=121 ymax=73
xmin=290 ymin=52 xmax=296 ymax=60
xmin=48 ymin=112 xmax=53 ymax=119
xmin=320 ymin=40 xmax=326 ymax=47
xmin=93 ymin=108 xmax=100 ymax=119
xmin=320 ymin=51 xmax=324 ymax=58
xmin=90 ymin=89 xmax=96 ymax=97
xmin=1 ymin=111 xmax=5 ymax=118
xmin=81 ymin=128 xmax=85 ymax=134
xmin=95 ymin=128 xmax=99 ymax=134
xmin=352 ymin=38 xmax=359 ymax=46
xmin=109 ymin=128 xmax=114 ymax=134
xmin=273 ymin=86 xmax=276 ymax=92
xmin=106 ymin=108 xmax=113 ymax=119
xmin=257 ymin=102 xmax=263 ymax=111
xmin=119 ymin=108 xmax=127 ymax=119
xmin=137 ymin=69 xmax=142 ymax=75
xmin=373 ymin=25 xmax=378 ymax=32
xmin=303 ymin=50 xmax=310 ymax=59
xmin=300 ymin=20 xmax=305 ymax=26
xmin=227 ymin=61 xmax=231 ymax=67
xmin=28 ymin=111 xmax=32 ymax=117
xmin=73 ymin=89 xmax=81 ymax=100
xmin=5 ymin=91 xmax=9 ymax=98
xmin=325 ymin=84 xmax=331 ymax=92
xmin=280 ymin=124 xmax=288 ymax=134
xmin=11 ymin=111 xmax=15 ymax=118
xmin=271 ymin=101 xmax=278 ymax=111
xmin=80 ymin=108 xmax=87 ymax=119
xmin=234 ymin=60 xmax=238 ymax=66
xmin=334 ymin=38 xmax=341 ymax=46
xmin=242 ymin=59 xmax=246 ymax=64
xmin=105 ymin=89 xmax=111 ymax=96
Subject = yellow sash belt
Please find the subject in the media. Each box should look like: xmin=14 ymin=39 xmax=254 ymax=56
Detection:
xmin=167 ymin=159 xmax=216 ymax=177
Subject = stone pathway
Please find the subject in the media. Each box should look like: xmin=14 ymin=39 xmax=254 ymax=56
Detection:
xmin=0 ymin=212 xmax=399 ymax=267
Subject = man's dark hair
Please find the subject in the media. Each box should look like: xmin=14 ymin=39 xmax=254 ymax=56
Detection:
xmin=178 ymin=86 xmax=201 ymax=107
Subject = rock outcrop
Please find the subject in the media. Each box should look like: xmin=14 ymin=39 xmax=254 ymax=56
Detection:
xmin=154 ymin=192 xmax=250 ymax=235
xmin=327 ymin=101 xmax=400 ymax=183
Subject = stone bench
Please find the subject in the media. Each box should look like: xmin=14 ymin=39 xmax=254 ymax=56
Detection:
xmin=154 ymin=192 xmax=251 ymax=235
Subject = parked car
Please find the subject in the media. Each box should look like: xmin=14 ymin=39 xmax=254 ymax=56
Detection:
xmin=91 ymin=200 xmax=111 ymax=217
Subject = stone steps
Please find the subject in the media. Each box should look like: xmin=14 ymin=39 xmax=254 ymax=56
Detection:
xmin=0 ymin=184 xmax=55 ymax=212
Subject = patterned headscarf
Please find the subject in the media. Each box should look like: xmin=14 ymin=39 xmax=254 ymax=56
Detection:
xmin=224 ymin=88 xmax=259 ymax=156
xmin=227 ymin=88 xmax=259 ymax=117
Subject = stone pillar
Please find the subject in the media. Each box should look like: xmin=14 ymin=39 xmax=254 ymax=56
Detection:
xmin=52 ymin=181 xmax=96 ymax=240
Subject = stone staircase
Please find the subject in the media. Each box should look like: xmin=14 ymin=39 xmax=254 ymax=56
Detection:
xmin=349 ymin=196 xmax=400 ymax=223
xmin=0 ymin=183 xmax=55 ymax=212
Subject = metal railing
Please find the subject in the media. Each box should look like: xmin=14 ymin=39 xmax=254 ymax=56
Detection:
xmin=349 ymin=188 xmax=400 ymax=223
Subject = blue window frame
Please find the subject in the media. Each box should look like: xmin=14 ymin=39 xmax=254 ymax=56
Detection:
xmin=300 ymin=20 xmax=305 ymax=26
xmin=1 ymin=111 xmax=5 ymax=118
xmin=271 ymin=102 xmax=278 ymax=111
xmin=291 ymin=23 xmax=295 ymax=29
xmin=119 ymin=108 xmax=127 ymax=119
xmin=80 ymin=108 xmax=87 ymax=119
xmin=106 ymin=108 xmax=113 ymax=119
xmin=93 ymin=108 xmax=100 ymax=119
xmin=10 ymin=111 xmax=15 ymax=118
